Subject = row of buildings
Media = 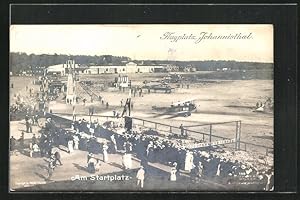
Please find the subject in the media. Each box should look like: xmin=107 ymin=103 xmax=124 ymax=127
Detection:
xmin=46 ymin=61 xmax=168 ymax=76
xmin=46 ymin=61 xmax=197 ymax=76
xmin=84 ymin=62 xmax=165 ymax=74
xmin=10 ymin=60 xmax=197 ymax=76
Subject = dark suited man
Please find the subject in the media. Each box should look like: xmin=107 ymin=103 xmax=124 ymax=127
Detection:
xmin=54 ymin=151 xmax=63 ymax=166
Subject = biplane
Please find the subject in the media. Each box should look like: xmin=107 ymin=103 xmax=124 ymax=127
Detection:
xmin=163 ymin=74 xmax=183 ymax=83
xmin=142 ymin=82 xmax=175 ymax=94
xmin=152 ymin=98 xmax=197 ymax=118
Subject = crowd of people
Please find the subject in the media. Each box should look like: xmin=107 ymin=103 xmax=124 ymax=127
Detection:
xmin=107 ymin=130 xmax=272 ymax=188
xmin=67 ymin=118 xmax=274 ymax=190
xmin=10 ymin=77 xmax=273 ymax=190
xmin=10 ymin=105 xmax=274 ymax=190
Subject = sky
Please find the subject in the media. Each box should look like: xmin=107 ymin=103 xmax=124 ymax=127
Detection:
xmin=10 ymin=24 xmax=273 ymax=62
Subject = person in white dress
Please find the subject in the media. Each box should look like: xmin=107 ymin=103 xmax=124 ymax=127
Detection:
xmin=170 ymin=166 xmax=177 ymax=181
xmin=102 ymin=143 xmax=109 ymax=163
xmin=216 ymin=163 xmax=221 ymax=177
xmin=184 ymin=150 xmax=194 ymax=172
xmin=122 ymin=152 xmax=132 ymax=169
xmin=30 ymin=143 xmax=40 ymax=157
xmin=73 ymin=135 xmax=80 ymax=150
xmin=89 ymin=127 xmax=94 ymax=136
xmin=68 ymin=139 xmax=74 ymax=153
xmin=136 ymin=166 xmax=145 ymax=188
xmin=197 ymin=161 xmax=204 ymax=178
xmin=110 ymin=134 xmax=117 ymax=153
xmin=265 ymin=171 xmax=273 ymax=191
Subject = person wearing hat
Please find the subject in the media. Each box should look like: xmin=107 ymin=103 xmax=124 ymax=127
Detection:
xmin=239 ymin=164 xmax=247 ymax=176
xmin=179 ymin=124 xmax=185 ymax=137
xmin=102 ymin=142 xmax=109 ymax=163
xmin=110 ymin=134 xmax=117 ymax=153
xmin=10 ymin=136 xmax=17 ymax=153
xmin=203 ymin=157 xmax=212 ymax=177
xmin=67 ymin=137 xmax=74 ymax=153
xmin=30 ymin=142 xmax=40 ymax=158
xmin=170 ymin=162 xmax=177 ymax=181
xmin=122 ymin=152 xmax=132 ymax=170
xmin=87 ymin=152 xmax=93 ymax=163
xmin=266 ymin=170 xmax=274 ymax=191
xmin=19 ymin=132 xmax=25 ymax=148
xmin=146 ymin=141 xmax=153 ymax=157
xmin=25 ymin=114 xmax=32 ymax=133
xmin=216 ymin=162 xmax=221 ymax=177
xmin=197 ymin=161 xmax=204 ymax=178
xmin=47 ymin=155 xmax=56 ymax=180
xmin=54 ymin=150 xmax=62 ymax=166
xmin=184 ymin=150 xmax=194 ymax=172
xmin=46 ymin=118 xmax=56 ymax=132
xmin=125 ymin=141 xmax=133 ymax=153
xmin=87 ymin=154 xmax=98 ymax=174
xmin=73 ymin=134 xmax=80 ymax=150
xmin=30 ymin=133 xmax=37 ymax=148
xmin=136 ymin=166 xmax=145 ymax=188
xmin=210 ymin=155 xmax=219 ymax=178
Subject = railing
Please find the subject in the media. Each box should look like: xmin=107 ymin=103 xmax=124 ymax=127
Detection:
xmin=48 ymin=113 xmax=273 ymax=156
xmin=239 ymin=141 xmax=273 ymax=156
xmin=131 ymin=117 xmax=273 ymax=155
xmin=131 ymin=117 xmax=238 ymax=140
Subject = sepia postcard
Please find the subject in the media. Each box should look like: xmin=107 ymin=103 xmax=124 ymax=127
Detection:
xmin=9 ymin=24 xmax=274 ymax=191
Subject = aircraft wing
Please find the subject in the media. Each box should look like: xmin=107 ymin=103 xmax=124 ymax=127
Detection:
xmin=171 ymin=98 xmax=197 ymax=106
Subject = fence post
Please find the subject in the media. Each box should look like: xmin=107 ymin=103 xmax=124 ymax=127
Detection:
xmin=238 ymin=121 xmax=242 ymax=150
xmin=203 ymin=133 xmax=205 ymax=141
xmin=155 ymin=123 xmax=157 ymax=130
xmin=266 ymin=148 xmax=268 ymax=156
xmin=143 ymin=120 xmax=145 ymax=126
xmin=235 ymin=121 xmax=238 ymax=150
xmin=170 ymin=126 xmax=172 ymax=133
xmin=209 ymin=124 xmax=212 ymax=143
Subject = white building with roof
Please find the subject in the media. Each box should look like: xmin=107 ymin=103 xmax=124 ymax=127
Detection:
xmin=80 ymin=62 xmax=164 ymax=75
xmin=47 ymin=64 xmax=66 ymax=76
xmin=47 ymin=61 xmax=164 ymax=75
xmin=47 ymin=60 xmax=79 ymax=76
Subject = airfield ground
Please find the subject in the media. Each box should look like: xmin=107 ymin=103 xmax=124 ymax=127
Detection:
xmin=9 ymin=71 xmax=273 ymax=191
